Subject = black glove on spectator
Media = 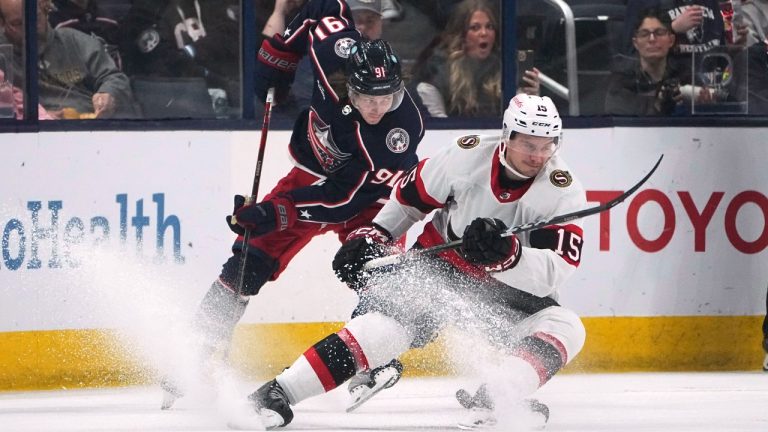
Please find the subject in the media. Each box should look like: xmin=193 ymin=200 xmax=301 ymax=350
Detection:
xmin=255 ymin=39 xmax=300 ymax=103
xmin=461 ymin=218 xmax=522 ymax=271
xmin=226 ymin=194 xmax=297 ymax=237
xmin=333 ymin=225 xmax=393 ymax=291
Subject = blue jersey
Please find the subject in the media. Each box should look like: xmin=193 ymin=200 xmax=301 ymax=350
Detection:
xmin=269 ymin=0 xmax=424 ymax=224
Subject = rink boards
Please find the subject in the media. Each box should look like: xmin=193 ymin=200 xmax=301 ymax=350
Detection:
xmin=0 ymin=127 xmax=766 ymax=390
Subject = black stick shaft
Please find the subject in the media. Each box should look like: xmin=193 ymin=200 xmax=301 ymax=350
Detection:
xmin=364 ymin=155 xmax=663 ymax=269
xmin=235 ymin=88 xmax=275 ymax=295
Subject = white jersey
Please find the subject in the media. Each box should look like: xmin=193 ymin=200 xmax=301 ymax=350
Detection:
xmin=373 ymin=134 xmax=587 ymax=300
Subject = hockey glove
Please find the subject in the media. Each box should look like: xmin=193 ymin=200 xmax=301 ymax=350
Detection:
xmin=255 ymin=39 xmax=300 ymax=103
xmin=461 ymin=218 xmax=522 ymax=271
xmin=333 ymin=225 xmax=393 ymax=291
xmin=226 ymin=194 xmax=297 ymax=237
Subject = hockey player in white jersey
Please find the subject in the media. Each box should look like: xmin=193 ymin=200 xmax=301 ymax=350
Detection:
xmin=247 ymin=94 xmax=587 ymax=430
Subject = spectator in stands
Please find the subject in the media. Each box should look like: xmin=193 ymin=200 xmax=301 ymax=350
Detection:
xmin=120 ymin=0 xmax=240 ymax=112
xmin=0 ymin=68 xmax=56 ymax=119
xmin=48 ymin=0 xmax=122 ymax=69
xmin=742 ymin=0 xmax=768 ymax=46
xmin=606 ymin=8 xmax=686 ymax=115
xmin=0 ymin=0 xmax=133 ymax=119
xmin=409 ymin=0 xmax=539 ymax=118
xmin=623 ymin=0 xmax=749 ymax=56
xmin=742 ymin=1 xmax=768 ymax=114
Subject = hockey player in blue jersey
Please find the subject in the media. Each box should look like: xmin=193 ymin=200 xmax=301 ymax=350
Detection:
xmin=160 ymin=0 xmax=424 ymax=409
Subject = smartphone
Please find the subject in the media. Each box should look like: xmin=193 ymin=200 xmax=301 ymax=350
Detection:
xmin=517 ymin=50 xmax=535 ymax=87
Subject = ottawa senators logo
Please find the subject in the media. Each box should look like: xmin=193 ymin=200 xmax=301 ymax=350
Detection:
xmin=457 ymin=135 xmax=480 ymax=149
xmin=550 ymin=170 xmax=573 ymax=187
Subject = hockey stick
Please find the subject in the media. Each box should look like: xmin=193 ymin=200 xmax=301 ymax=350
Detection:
xmin=232 ymin=87 xmax=275 ymax=295
xmin=364 ymin=154 xmax=664 ymax=270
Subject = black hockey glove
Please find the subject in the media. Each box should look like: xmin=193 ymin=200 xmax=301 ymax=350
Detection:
xmin=255 ymin=39 xmax=300 ymax=103
xmin=461 ymin=218 xmax=522 ymax=271
xmin=333 ymin=225 xmax=393 ymax=291
xmin=226 ymin=194 xmax=297 ymax=237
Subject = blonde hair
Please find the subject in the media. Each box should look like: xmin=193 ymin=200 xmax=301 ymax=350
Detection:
xmin=442 ymin=0 xmax=501 ymax=116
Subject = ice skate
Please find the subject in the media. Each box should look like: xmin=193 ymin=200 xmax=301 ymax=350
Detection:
xmin=456 ymin=383 xmax=496 ymax=429
xmin=159 ymin=377 xmax=184 ymax=410
xmin=249 ymin=379 xmax=294 ymax=429
xmin=456 ymin=384 xmax=549 ymax=430
xmin=346 ymin=359 xmax=404 ymax=412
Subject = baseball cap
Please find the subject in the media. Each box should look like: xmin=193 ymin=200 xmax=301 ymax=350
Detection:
xmin=347 ymin=0 xmax=382 ymax=15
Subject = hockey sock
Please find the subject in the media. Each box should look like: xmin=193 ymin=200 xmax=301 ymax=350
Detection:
xmin=511 ymin=333 xmax=567 ymax=387
xmin=277 ymin=328 xmax=367 ymax=404
xmin=193 ymin=278 xmax=249 ymax=352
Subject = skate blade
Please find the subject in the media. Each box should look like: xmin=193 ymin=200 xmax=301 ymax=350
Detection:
xmin=457 ymin=408 xmax=497 ymax=430
xmin=226 ymin=413 xmax=266 ymax=431
xmin=457 ymin=418 xmax=498 ymax=430
xmin=160 ymin=389 xmax=181 ymax=410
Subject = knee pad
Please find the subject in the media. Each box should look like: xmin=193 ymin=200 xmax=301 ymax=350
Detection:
xmin=525 ymin=306 xmax=586 ymax=364
xmin=219 ymin=249 xmax=279 ymax=296
xmin=351 ymin=294 xmax=439 ymax=349
xmin=344 ymin=312 xmax=413 ymax=368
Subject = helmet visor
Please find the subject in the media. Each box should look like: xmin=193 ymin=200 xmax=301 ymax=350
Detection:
xmin=348 ymin=82 xmax=405 ymax=113
xmin=505 ymin=135 xmax=560 ymax=159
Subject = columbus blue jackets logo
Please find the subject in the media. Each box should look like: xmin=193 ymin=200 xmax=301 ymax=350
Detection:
xmin=386 ymin=128 xmax=410 ymax=153
xmin=550 ymin=170 xmax=573 ymax=187
xmin=335 ymin=38 xmax=356 ymax=58
xmin=457 ymin=135 xmax=480 ymax=149
xmin=308 ymin=111 xmax=352 ymax=173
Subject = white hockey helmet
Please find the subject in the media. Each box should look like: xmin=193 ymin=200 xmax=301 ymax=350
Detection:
xmin=499 ymin=94 xmax=562 ymax=178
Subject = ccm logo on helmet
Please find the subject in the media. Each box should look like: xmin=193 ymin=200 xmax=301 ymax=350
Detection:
xmin=532 ymin=122 xmax=551 ymax=127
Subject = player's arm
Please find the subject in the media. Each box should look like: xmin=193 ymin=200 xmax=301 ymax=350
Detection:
xmin=285 ymin=156 xmax=386 ymax=223
xmin=488 ymin=184 xmax=587 ymax=297
xmin=490 ymin=220 xmax=585 ymax=298
xmin=269 ymin=0 xmax=355 ymax=55
xmin=374 ymin=144 xmax=461 ymax=238
xmin=256 ymin=0 xmax=355 ymax=101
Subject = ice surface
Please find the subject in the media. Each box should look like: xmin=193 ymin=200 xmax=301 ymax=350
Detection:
xmin=1 ymin=372 xmax=766 ymax=432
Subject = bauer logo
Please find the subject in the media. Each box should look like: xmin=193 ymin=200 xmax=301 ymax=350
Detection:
xmin=0 ymin=193 xmax=185 ymax=271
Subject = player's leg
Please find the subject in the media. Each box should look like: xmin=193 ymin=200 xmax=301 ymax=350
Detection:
xmin=161 ymin=226 xmax=319 ymax=409
xmin=334 ymin=206 xmax=410 ymax=411
xmin=161 ymin=168 xmax=326 ymax=409
xmin=457 ymin=306 xmax=585 ymax=430
xmin=249 ymin=312 xmax=414 ymax=428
